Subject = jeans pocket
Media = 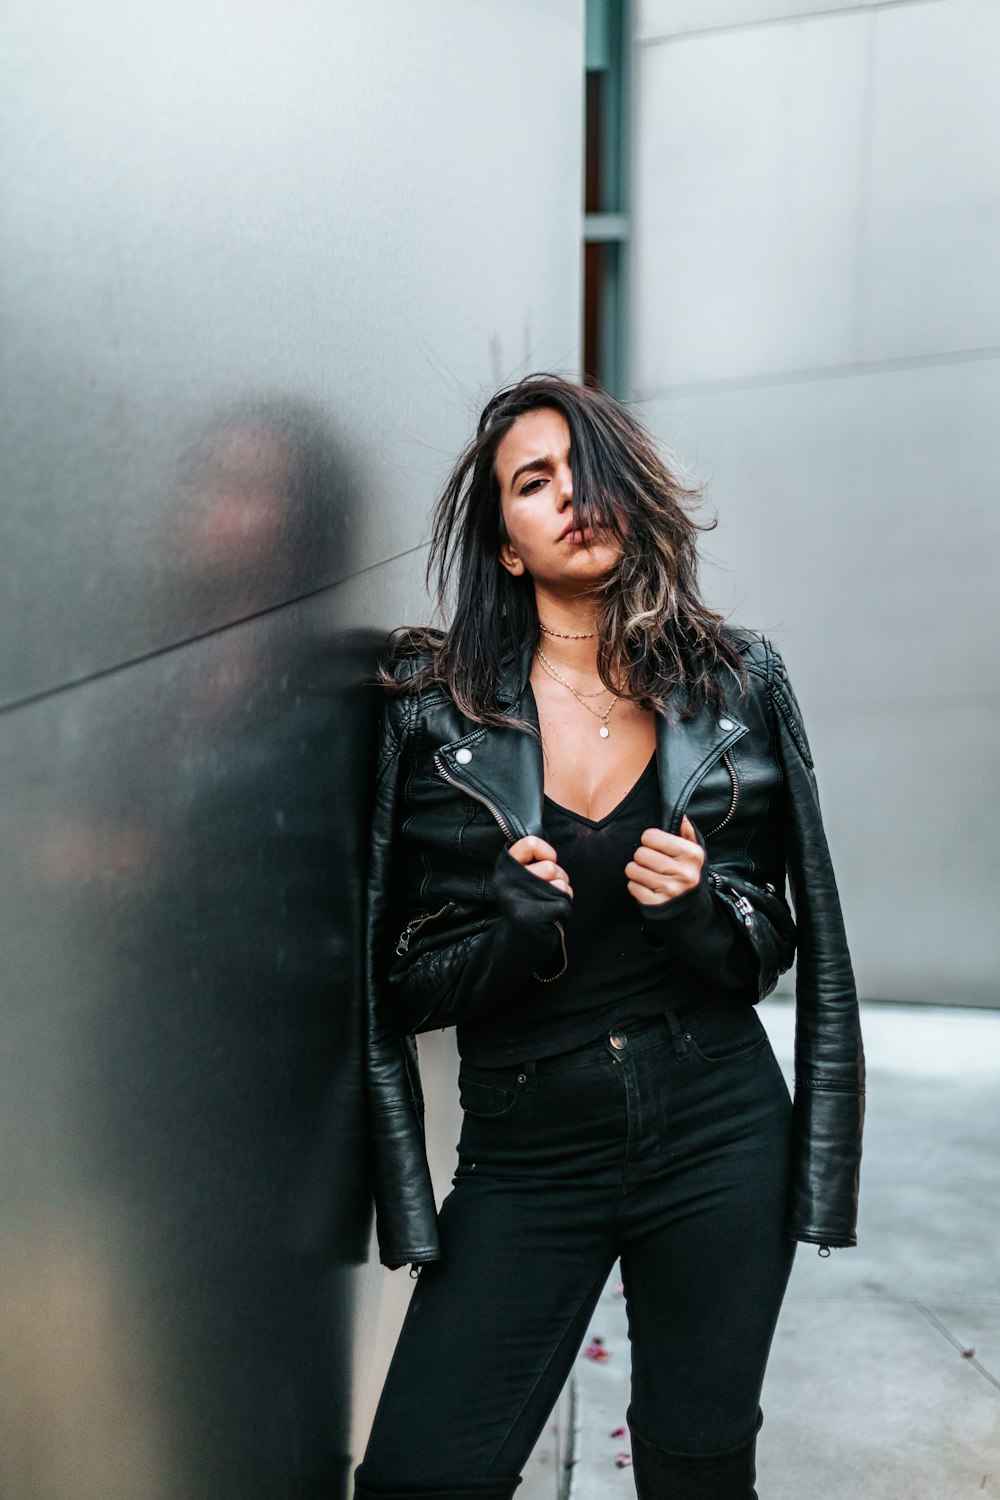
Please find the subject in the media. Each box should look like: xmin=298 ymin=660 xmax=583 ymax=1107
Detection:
xmin=458 ymin=1067 xmax=521 ymax=1118
xmin=682 ymin=998 xmax=769 ymax=1064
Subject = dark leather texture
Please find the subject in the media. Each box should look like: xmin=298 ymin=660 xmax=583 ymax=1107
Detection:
xmin=364 ymin=630 xmax=865 ymax=1265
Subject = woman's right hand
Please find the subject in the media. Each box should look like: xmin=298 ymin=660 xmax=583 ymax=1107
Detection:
xmin=507 ymin=836 xmax=573 ymax=899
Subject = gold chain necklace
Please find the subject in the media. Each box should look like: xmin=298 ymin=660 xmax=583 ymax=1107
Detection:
xmin=535 ymin=648 xmax=620 ymax=738
xmin=539 ymin=622 xmax=596 ymax=640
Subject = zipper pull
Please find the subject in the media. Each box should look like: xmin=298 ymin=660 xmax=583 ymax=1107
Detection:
xmin=734 ymin=893 xmax=754 ymax=927
xmin=396 ymin=922 xmax=417 ymax=956
xmin=709 ymin=873 xmax=754 ymax=927
xmin=395 ymin=903 xmax=452 ymax=957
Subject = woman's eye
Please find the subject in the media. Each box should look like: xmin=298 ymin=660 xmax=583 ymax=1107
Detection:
xmin=520 ymin=477 xmax=546 ymax=495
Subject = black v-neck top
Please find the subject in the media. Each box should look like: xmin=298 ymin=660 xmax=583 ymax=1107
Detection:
xmin=458 ymin=751 xmax=689 ymax=1065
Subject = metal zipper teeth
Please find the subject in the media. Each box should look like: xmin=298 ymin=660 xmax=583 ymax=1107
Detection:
xmin=703 ymin=750 xmax=740 ymax=839
xmin=396 ymin=903 xmax=452 ymax=955
xmin=433 ymin=752 xmax=517 ymax=843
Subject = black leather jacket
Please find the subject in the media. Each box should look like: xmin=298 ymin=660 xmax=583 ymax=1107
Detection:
xmin=364 ymin=630 xmax=864 ymax=1265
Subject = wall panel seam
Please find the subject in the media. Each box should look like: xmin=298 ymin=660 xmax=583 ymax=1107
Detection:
xmin=634 ymin=344 xmax=1000 ymax=401
xmin=0 ymin=543 xmax=430 ymax=718
xmin=638 ymin=0 xmax=947 ymax=49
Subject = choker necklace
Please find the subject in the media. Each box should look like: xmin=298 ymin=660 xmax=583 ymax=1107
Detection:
xmin=539 ymin=622 xmax=596 ymax=639
xmin=535 ymin=648 xmax=620 ymax=738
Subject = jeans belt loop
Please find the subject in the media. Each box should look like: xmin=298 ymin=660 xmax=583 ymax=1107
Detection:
xmin=665 ymin=1008 xmax=689 ymax=1060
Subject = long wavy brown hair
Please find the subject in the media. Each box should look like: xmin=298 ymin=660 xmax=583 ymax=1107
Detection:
xmin=380 ymin=373 xmax=747 ymax=727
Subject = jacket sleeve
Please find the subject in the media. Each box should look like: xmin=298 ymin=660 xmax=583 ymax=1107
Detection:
xmin=769 ymin=644 xmax=865 ymax=1248
xmin=389 ymin=845 xmax=573 ymax=1035
xmin=364 ymin=689 xmax=441 ymax=1267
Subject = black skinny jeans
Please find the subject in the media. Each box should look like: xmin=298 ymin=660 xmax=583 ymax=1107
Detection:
xmin=356 ymin=998 xmax=795 ymax=1500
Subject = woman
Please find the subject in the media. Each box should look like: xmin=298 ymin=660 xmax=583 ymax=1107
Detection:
xmin=356 ymin=374 xmax=864 ymax=1500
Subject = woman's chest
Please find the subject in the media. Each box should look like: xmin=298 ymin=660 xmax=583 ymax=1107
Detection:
xmin=531 ymin=682 xmax=659 ymax=824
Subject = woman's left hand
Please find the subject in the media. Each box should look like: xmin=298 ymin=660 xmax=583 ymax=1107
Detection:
xmin=625 ymin=815 xmax=705 ymax=907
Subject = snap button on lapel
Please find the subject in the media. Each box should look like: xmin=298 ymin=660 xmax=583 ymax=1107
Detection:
xmin=455 ymin=747 xmax=473 ymax=765
xmin=718 ymin=717 xmax=735 ymax=732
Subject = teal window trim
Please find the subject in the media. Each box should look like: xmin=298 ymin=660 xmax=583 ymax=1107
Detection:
xmin=582 ymin=213 xmax=629 ymax=243
xmin=583 ymin=0 xmax=631 ymax=398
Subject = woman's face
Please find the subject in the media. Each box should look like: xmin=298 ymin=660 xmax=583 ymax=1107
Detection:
xmin=494 ymin=408 xmax=621 ymax=590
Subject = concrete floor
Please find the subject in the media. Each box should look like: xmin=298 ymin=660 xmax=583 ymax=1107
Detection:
xmin=567 ymin=1002 xmax=1000 ymax=1500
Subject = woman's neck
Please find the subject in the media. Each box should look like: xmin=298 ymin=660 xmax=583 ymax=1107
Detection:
xmin=533 ymin=589 xmax=601 ymax=678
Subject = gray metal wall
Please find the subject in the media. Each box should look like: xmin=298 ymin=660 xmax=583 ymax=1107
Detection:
xmin=631 ymin=0 xmax=1000 ymax=1006
xmin=0 ymin=4 xmax=584 ymax=1496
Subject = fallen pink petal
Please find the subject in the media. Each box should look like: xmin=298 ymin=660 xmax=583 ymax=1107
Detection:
xmin=610 ymin=1426 xmax=627 ymax=1438
xmin=615 ymin=1452 xmax=633 ymax=1468
xmin=584 ymin=1340 xmax=611 ymax=1363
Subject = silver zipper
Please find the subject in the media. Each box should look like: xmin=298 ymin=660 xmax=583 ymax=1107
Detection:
xmin=703 ymin=750 xmax=740 ymax=839
xmin=433 ymin=752 xmax=518 ymax=843
xmin=396 ymin=903 xmax=452 ymax=956
xmin=709 ymin=872 xmax=755 ymax=928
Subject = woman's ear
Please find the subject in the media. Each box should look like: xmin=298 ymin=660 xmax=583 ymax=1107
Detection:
xmin=498 ymin=543 xmax=526 ymax=577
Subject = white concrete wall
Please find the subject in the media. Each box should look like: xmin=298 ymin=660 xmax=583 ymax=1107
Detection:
xmin=631 ymin=0 xmax=1000 ymax=1005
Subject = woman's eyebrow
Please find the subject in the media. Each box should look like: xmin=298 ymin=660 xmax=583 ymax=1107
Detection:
xmin=509 ymin=448 xmax=571 ymax=487
xmin=509 ymin=456 xmax=554 ymax=487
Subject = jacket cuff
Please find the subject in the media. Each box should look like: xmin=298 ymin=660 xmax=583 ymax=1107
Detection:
xmin=785 ymin=1085 xmax=864 ymax=1247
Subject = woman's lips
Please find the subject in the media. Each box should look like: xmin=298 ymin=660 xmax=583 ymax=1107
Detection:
xmin=561 ymin=526 xmax=594 ymax=544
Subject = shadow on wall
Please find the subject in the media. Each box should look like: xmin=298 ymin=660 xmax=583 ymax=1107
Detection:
xmin=1 ymin=398 xmax=384 ymax=1500
xmin=170 ymin=397 xmax=362 ymax=620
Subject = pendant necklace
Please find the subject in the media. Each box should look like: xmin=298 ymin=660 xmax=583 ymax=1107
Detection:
xmin=535 ymin=648 xmax=621 ymax=738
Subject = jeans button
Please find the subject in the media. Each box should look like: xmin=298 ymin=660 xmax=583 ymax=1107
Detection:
xmin=609 ymin=1032 xmax=627 ymax=1051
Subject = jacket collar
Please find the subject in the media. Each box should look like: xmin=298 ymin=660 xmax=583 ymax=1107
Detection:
xmin=436 ymin=641 xmax=747 ymax=839
xmin=495 ymin=642 xmax=532 ymax=707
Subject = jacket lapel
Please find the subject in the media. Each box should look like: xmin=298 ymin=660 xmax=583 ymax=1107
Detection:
xmin=434 ymin=644 xmax=545 ymax=841
xmin=435 ymin=643 xmax=748 ymax=840
xmin=654 ymin=695 xmax=748 ymax=834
